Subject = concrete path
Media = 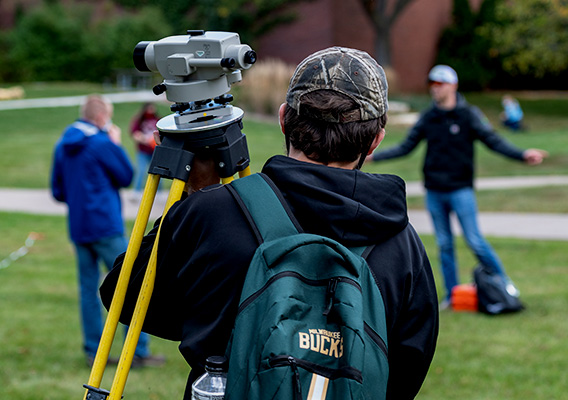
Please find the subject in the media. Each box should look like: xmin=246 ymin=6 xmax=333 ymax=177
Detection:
xmin=405 ymin=175 xmax=568 ymax=197
xmin=0 ymin=90 xmax=166 ymax=110
xmin=405 ymin=175 xmax=568 ymax=240
xmin=1 ymin=175 xmax=567 ymax=240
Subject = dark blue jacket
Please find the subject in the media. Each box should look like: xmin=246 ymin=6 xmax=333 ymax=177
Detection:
xmin=373 ymin=94 xmax=525 ymax=191
xmin=51 ymin=120 xmax=133 ymax=243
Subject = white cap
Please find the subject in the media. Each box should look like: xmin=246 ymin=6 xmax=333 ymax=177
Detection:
xmin=428 ymin=65 xmax=458 ymax=84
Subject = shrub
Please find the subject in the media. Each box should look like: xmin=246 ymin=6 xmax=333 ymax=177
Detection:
xmin=8 ymin=3 xmax=92 ymax=81
xmin=99 ymin=6 xmax=173 ymax=73
xmin=5 ymin=3 xmax=171 ymax=83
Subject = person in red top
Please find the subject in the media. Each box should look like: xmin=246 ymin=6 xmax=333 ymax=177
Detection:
xmin=130 ymin=102 xmax=160 ymax=196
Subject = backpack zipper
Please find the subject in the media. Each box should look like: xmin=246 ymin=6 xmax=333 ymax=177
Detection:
xmin=364 ymin=322 xmax=388 ymax=357
xmin=288 ymin=356 xmax=302 ymax=400
xmin=269 ymin=355 xmax=363 ymax=383
xmin=238 ymin=271 xmax=361 ymax=314
xmin=323 ymin=277 xmax=340 ymax=316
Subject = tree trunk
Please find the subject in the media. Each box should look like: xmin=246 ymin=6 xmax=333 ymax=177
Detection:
xmin=375 ymin=25 xmax=391 ymax=67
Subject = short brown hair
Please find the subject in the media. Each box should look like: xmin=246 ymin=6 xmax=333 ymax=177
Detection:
xmin=80 ymin=95 xmax=112 ymax=122
xmin=283 ymin=90 xmax=387 ymax=165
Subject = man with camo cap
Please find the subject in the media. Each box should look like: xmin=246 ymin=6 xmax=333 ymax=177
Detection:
xmin=101 ymin=47 xmax=439 ymax=399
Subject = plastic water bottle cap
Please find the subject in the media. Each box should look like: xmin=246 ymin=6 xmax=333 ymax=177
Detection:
xmin=205 ymin=356 xmax=227 ymax=373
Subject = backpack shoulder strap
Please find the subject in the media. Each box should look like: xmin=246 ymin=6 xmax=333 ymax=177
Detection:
xmin=227 ymin=173 xmax=303 ymax=243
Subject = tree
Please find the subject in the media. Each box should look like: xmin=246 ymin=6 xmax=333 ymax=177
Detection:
xmin=359 ymin=0 xmax=417 ymax=66
xmin=8 ymin=3 xmax=91 ymax=81
xmin=480 ymin=0 xmax=568 ymax=78
xmin=114 ymin=0 xmax=305 ymax=48
xmin=435 ymin=0 xmax=500 ymax=90
xmin=186 ymin=0 xmax=305 ymax=47
xmin=5 ymin=3 xmax=171 ymax=82
xmin=113 ymin=0 xmax=193 ymax=34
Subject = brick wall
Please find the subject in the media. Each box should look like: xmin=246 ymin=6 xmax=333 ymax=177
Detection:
xmin=256 ymin=0 xmax=483 ymax=92
xmin=2 ymin=0 xmax=483 ymax=93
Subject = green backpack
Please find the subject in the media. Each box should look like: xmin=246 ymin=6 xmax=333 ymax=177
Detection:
xmin=224 ymin=173 xmax=389 ymax=400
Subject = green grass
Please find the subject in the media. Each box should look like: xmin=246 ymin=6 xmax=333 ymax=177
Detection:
xmin=0 ymin=212 xmax=188 ymax=400
xmin=363 ymin=125 xmax=568 ymax=184
xmin=406 ymin=185 xmax=568 ymax=213
xmin=417 ymin=235 xmax=568 ymax=399
xmin=0 ymin=103 xmax=283 ymax=188
xmin=373 ymin=90 xmax=568 ymax=180
xmin=1 ymin=85 xmax=567 ymax=192
xmin=1 ymin=81 xmax=121 ymax=98
xmin=2 ymin=212 xmax=567 ymax=399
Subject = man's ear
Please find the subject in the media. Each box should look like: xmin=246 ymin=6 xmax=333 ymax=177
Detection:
xmin=279 ymin=103 xmax=286 ymax=135
xmin=368 ymin=129 xmax=385 ymax=155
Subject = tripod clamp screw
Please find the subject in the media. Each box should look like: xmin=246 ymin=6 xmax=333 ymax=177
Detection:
xmin=214 ymin=94 xmax=233 ymax=105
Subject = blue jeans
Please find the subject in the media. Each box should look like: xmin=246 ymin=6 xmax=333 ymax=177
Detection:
xmin=134 ymin=151 xmax=153 ymax=192
xmin=426 ymin=188 xmax=507 ymax=300
xmin=74 ymin=234 xmax=150 ymax=358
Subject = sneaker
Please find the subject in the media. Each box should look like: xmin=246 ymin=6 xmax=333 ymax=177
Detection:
xmin=439 ymin=298 xmax=452 ymax=311
xmin=131 ymin=354 xmax=166 ymax=369
xmin=506 ymin=281 xmax=520 ymax=298
xmin=86 ymin=355 xmax=119 ymax=368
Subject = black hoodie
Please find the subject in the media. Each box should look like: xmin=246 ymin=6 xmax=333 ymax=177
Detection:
xmin=101 ymin=155 xmax=439 ymax=399
xmin=372 ymin=93 xmax=525 ymax=191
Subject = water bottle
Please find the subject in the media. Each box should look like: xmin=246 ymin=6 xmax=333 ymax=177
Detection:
xmin=191 ymin=356 xmax=228 ymax=400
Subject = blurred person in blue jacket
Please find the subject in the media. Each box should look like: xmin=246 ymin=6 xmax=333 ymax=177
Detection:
xmin=51 ymin=94 xmax=163 ymax=368
xmin=500 ymin=94 xmax=524 ymax=131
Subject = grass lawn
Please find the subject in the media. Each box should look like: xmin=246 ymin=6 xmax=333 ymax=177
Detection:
xmin=0 ymin=102 xmax=284 ymax=189
xmin=0 ymin=212 xmax=188 ymax=400
xmin=1 ymin=212 xmax=567 ymax=399
xmin=417 ymin=235 xmax=568 ymax=399
xmin=1 ymin=84 xmax=567 ymax=188
xmin=1 ymin=84 xmax=566 ymax=215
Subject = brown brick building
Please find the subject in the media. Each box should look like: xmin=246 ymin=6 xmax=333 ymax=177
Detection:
xmin=0 ymin=0 xmax=482 ymax=92
xmin=256 ymin=0 xmax=483 ymax=92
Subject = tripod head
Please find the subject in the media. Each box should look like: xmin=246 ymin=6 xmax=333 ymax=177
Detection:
xmin=133 ymin=30 xmax=256 ymax=179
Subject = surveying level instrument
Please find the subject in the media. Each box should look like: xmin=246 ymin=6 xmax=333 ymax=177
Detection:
xmin=82 ymin=30 xmax=256 ymax=400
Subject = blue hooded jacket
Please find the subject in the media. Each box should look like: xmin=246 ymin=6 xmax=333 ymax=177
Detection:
xmin=51 ymin=120 xmax=133 ymax=244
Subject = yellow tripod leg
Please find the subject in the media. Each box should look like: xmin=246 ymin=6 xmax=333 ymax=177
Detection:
xmin=83 ymin=173 xmax=160 ymax=399
xmin=221 ymin=165 xmax=251 ymax=184
xmin=107 ymin=178 xmax=187 ymax=400
xmin=239 ymin=166 xmax=251 ymax=178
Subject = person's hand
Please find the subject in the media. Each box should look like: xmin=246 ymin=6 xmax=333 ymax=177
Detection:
xmin=523 ymin=148 xmax=548 ymax=165
xmin=107 ymin=124 xmax=122 ymax=145
xmin=153 ymin=130 xmax=162 ymax=146
xmin=186 ymin=155 xmax=220 ymax=194
xmin=132 ymin=130 xmax=144 ymax=143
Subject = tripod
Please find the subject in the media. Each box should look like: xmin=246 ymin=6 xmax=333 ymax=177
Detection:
xmin=82 ymin=108 xmax=251 ymax=400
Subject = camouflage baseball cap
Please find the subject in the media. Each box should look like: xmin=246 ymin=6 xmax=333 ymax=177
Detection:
xmin=286 ymin=47 xmax=388 ymax=123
